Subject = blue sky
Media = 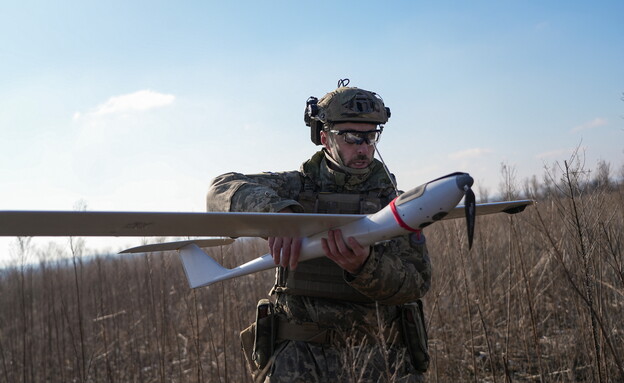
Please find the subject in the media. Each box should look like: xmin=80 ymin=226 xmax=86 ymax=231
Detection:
xmin=1 ymin=1 xmax=623 ymax=262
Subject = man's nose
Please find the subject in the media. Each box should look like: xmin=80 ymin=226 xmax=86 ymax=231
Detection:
xmin=356 ymin=142 xmax=373 ymax=154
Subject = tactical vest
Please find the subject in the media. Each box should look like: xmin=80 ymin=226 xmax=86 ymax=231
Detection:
xmin=272 ymin=185 xmax=392 ymax=303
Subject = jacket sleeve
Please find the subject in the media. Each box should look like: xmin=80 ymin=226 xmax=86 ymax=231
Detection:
xmin=345 ymin=232 xmax=431 ymax=305
xmin=206 ymin=171 xmax=304 ymax=213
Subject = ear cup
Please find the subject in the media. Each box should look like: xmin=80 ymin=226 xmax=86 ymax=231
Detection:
xmin=304 ymin=97 xmax=323 ymax=145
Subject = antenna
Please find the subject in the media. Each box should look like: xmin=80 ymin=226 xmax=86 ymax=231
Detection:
xmin=373 ymin=143 xmax=399 ymax=194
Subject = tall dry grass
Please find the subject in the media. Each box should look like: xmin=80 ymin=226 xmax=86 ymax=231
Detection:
xmin=0 ymin=157 xmax=622 ymax=382
xmin=0 ymin=238 xmax=271 ymax=382
xmin=425 ymin=157 xmax=623 ymax=382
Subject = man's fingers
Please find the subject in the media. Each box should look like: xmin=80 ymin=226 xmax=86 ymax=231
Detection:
xmin=321 ymin=237 xmax=330 ymax=255
xmin=289 ymin=238 xmax=302 ymax=270
xmin=280 ymin=237 xmax=292 ymax=268
xmin=273 ymin=231 xmax=368 ymax=273
xmin=269 ymin=237 xmax=282 ymax=265
xmin=333 ymin=229 xmax=350 ymax=255
xmin=347 ymin=236 xmax=359 ymax=251
xmin=268 ymin=237 xmax=275 ymax=254
xmin=270 ymin=209 xmax=302 ymax=269
xmin=321 ymin=230 xmax=371 ymax=275
xmin=269 ymin=237 xmax=302 ymax=269
xmin=347 ymin=236 xmax=367 ymax=256
xmin=326 ymin=230 xmax=340 ymax=256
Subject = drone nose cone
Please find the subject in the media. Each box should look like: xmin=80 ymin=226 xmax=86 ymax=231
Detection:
xmin=456 ymin=173 xmax=474 ymax=191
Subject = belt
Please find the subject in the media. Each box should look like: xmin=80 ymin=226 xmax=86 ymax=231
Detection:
xmin=276 ymin=318 xmax=401 ymax=346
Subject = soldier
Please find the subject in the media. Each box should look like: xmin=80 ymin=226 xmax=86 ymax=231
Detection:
xmin=207 ymin=79 xmax=431 ymax=382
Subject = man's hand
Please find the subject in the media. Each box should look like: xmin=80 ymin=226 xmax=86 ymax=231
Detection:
xmin=268 ymin=207 xmax=303 ymax=269
xmin=321 ymin=229 xmax=371 ymax=275
xmin=268 ymin=210 xmax=371 ymax=274
xmin=268 ymin=235 xmax=302 ymax=269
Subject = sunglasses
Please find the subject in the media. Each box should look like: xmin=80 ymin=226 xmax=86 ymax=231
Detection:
xmin=329 ymin=129 xmax=383 ymax=146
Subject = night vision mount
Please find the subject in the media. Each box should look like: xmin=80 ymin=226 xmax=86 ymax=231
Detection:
xmin=305 ymin=96 xmax=323 ymax=145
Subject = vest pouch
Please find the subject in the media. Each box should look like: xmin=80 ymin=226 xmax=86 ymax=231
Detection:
xmin=252 ymin=299 xmax=276 ymax=370
xmin=400 ymin=300 xmax=430 ymax=373
xmin=240 ymin=323 xmax=256 ymax=373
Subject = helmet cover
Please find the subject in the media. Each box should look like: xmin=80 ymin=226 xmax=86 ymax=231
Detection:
xmin=317 ymin=86 xmax=389 ymax=125
xmin=305 ymin=79 xmax=390 ymax=145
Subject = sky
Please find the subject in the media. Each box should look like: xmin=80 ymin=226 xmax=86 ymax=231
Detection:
xmin=1 ymin=0 xmax=623 ymax=264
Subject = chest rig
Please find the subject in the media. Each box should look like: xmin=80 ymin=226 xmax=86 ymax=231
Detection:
xmin=272 ymin=182 xmax=391 ymax=303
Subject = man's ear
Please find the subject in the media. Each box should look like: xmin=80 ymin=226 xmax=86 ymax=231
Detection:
xmin=320 ymin=130 xmax=330 ymax=149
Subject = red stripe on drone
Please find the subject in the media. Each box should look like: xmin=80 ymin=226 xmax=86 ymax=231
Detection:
xmin=389 ymin=198 xmax=421 ymax=234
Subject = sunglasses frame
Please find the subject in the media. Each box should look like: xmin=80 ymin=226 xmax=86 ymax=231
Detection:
xmin=328 ymin=129 xmax=383 ymax=146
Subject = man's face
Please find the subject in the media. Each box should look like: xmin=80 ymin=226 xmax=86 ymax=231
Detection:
xmin=320 ymin=122 xmax=379 ymax=169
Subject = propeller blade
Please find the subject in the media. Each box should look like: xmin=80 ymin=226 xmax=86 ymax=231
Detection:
xmin=464 ymin=186 xmax=476 ymax=249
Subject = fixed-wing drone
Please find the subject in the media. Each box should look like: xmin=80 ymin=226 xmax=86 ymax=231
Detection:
xmin=0 ymin=172 xmax=532 ymax=289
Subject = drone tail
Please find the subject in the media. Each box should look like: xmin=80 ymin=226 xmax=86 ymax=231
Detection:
xmin=178 ymin=244 xmax=275 ymax=288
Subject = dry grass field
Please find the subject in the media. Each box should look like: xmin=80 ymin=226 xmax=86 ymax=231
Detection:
xmin=1 ymin=159 xmax=622 ymax=382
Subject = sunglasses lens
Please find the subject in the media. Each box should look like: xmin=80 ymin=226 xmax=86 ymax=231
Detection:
xmin=343 ymin=132 xmax=364 ymax=145
xmin=342 ymin=131 xmax=380 ymax=145
xmin=368 ymin=131 xmax=380 ymax=143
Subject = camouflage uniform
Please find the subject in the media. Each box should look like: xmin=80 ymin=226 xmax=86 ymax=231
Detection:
xmin=207 ymin=150 xmax=431 ymax=382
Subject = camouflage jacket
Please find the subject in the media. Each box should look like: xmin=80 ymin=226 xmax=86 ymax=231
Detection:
xmin=206 ymin=150 xmax=431 ymax=330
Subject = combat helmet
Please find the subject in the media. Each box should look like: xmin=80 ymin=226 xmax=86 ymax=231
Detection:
xmin=304 ymin=79 xmax=391 ymax=145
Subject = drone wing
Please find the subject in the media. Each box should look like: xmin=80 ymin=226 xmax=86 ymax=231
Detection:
xmin=0 ymin=200 xmax=533 ymax=239
xmin=0 ymin=210 xmax=363 ymax=238
xmin=443 ymin=200 xmax=534 ymax=220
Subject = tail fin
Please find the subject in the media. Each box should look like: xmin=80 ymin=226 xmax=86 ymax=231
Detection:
xmin=178 ymin=244 xmax=277 ymax=288
xmin=179 ymin=244 xmax=230 ymax=288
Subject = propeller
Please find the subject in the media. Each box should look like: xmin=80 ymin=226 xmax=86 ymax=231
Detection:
xmin=464 ymin=185 xmax=476 ymax=249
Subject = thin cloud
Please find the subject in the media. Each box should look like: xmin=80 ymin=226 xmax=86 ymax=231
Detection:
xmin=535 ymin=148 xmax=574 ymax=159
xmin=75 ymin=90 xmax=175 ymax=119
xmin=448 ymin=148 xmax=492 ymax=160
xmin=571 ymin=117 xmax=607 ymax=133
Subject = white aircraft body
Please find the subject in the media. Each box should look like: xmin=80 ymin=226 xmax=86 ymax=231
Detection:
xmin=0 ymin=172 xmax=533 ymax=289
